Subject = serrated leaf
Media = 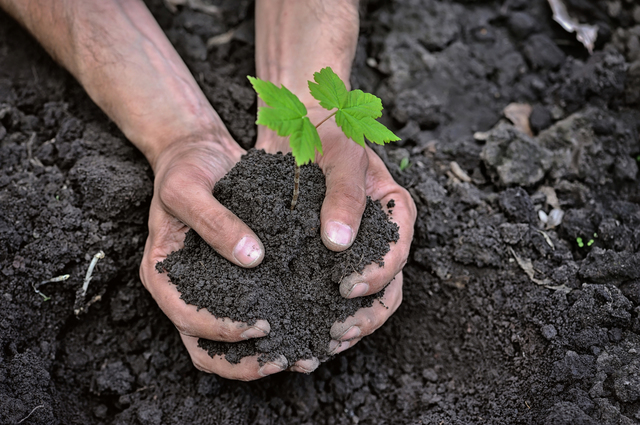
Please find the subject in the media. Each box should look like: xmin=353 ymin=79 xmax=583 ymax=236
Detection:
xmin=308 ymin=67 xmax=348 ymax=110
xmin=248 ymin=75 xmax=322 ymax=165
xmin=336 ymin=112 xmax=400 ymax=147
xmin=340 ymin=90 xmax=383 ymax=120
xmin=290 ymin=118 xmax=322 ymax=166
xmin=248 ymin=76 xmax=307 ymax=137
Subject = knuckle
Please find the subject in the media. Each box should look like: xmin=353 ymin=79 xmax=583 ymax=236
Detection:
xmin=214 ymin=321 xmax=239 ymax=341
xmin=360 ymin=313 xmax=378 ymax=334
xmin=201 ymin=208 xmax=238 ymax=239
xmin=332 ymin=175 xmax=366 ymax=202
xmin=157 ymin=176 xmax=187 ymax=210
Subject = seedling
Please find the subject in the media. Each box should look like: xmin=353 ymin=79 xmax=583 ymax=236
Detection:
xmin=399 ymin=157 xmax=411 ymax=171
xmin=576 ymin=233 xmax=597 ymax=248
xmin=74 ymin=250 xmax=105 ymax=316
xmin=33 ymin=274 xmax=70 ymax=301
xmin=248 ymin=67 xmax=399 ymax=209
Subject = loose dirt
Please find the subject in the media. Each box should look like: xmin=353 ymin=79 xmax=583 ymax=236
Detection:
xmin=158 ymin=149 xmax=398 ymax=365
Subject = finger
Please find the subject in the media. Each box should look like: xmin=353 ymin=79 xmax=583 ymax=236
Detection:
xmin=181 ymin=334 xmax=288 ymax=380
xmin=339 ymin=150 xmax=416 ymax=298
xmin=319 ymin=143 xmax=369 ymax=251
xmin=329 ymin=272 xmax=403 ymax=355
xmin=144 ymin=259 xmax=270 ymax=341
xmin=141 ymin=203 xmax=270 ymax=342
xmin=289 ymin=357 xmax=321 ymax=374
xmin=158 ymin=171 xmax=264 ymax=268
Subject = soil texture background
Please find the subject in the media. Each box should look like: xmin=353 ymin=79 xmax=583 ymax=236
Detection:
xmin=1 ymin=0 xmax=640 ymax=424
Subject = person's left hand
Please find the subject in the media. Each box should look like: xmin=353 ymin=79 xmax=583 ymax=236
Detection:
xmin=255 ymin=107 xmax=417 ymax=357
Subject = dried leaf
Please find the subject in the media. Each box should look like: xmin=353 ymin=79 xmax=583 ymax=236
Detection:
xmin=547 ymin=0 xmax=598 ymax=54
xmin=504 ymin=103 xmax=533 ymax=137
xmin=450 ymin=161 xmax=472 ymax=182
xmin=207 ymin=29 xmax=236 ymax=48
xmin=164 ymin=0 xmax=221 ymax=15
xmin=509 ymin=247 xmax=569 ymax=292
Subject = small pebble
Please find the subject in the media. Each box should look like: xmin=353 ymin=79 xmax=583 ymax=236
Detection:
xmin=538 ymin=209 xmax=548 ymax=224
xmin=541 ymin=324 xmax=557 ymax=340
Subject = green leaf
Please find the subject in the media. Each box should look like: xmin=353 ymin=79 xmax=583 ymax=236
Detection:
xmin=336 ymin=113 xmax=400 ymax=147
xmin=248 ymin=76 xmax=307 ymax=135
xmin=248 ymin=76 xmax=323 ymax=164
xmin=308 ymin=67 xmax=348 ymax=110
xmin=341 ymin=90 xmax=384 ymax=120
xmin=290 ymin=118 xmax=322 ymax=166
xmin=309 ymin=70 xmax=399 ymax=146
xmin=399 ymin=157 xmax=410 ymax=171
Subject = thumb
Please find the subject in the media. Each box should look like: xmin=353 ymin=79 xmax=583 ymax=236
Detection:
xmin=319 ymin=147 xmax=368 ymax=252
xmin=159 ymin=175 xmax=264 ymax=268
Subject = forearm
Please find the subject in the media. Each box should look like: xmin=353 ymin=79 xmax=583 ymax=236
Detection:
xmin=254 ymin=0 xmax=360 ymax=106
xmin=0 ymin=0 xmax=238 ymax=169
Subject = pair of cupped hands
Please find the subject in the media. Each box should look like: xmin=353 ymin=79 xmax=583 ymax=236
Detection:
xmin=139 ymin=107 xmax=416 ymax=381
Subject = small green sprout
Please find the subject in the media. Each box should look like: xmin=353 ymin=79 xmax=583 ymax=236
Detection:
xmin=636 ymin=155 xmax=640 ymax=162
xmin=248 ymin=67 xmax=399 ymax=209
xmin=577 ymin=233 xmax=597 ymax=248
xmin=399 ymin=157 xmax=411 ymax=171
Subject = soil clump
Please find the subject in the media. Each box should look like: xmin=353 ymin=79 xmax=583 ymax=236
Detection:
xmin=158 ymin=149 xmax=398 ymax=365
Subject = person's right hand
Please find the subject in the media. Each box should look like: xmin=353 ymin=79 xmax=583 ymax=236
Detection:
xmin=139 ymin=137 xmax=320 ymax=380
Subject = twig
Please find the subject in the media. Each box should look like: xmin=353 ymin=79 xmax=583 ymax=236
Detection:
xmin=73 ymin=251 xmax=105 ymax=316
xmin=16 ymin=404 xmax=44 ymax=424
xmin=33 ymin=274 xmax=70 ymax=301
xmin=81 ymin=251 xmax=105 ymax=298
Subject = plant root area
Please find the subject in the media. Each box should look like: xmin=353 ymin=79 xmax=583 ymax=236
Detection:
xmin=1 ymin=0 xmax=640 ymax=424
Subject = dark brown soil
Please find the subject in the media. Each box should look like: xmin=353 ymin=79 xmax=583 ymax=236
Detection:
xmin=158 ymin=149 xmax=398 ymax=365
xmin=1 ymin=0 xmax=640 ymax=424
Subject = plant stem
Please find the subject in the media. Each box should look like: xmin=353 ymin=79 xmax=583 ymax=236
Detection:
xmin=290 ymin=165 xmax=301 ymax=210
xmin=290 ymin=111 xmax=336 ymax=211
xmin=315 ymin=110 xmax=337 ymax=129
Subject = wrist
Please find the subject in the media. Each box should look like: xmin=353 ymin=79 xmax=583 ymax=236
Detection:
xmin=254 ymin=0 xmax=359 ymax=104
xmin=153 ymin=135 xmax=244 ymax=179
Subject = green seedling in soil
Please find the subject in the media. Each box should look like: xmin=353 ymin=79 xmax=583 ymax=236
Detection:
xmin=399 ymin=157 xmax=411 ymax=171
xmin=248 ymin=67 xmax=399 ymax=209
xmin=576 ymin=233 xmax=597 ymax=248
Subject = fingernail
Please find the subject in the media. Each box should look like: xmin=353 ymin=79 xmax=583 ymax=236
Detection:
xmin=325 ymin=221 xmax=353 ymax=247
xmin=233 ymin=236 xmax=262 ymax=267
xmin=292 ymin=358 xmax=320 ymax=374
xmin=258 ymin=360 xmax=287 ymax=377
xmin=241 ymin=326 xmax=268 ymax=339
xmin=328 ymin=340 xmax=350 ymax=355
xmin=339 ymin=326 xmax=361 ymax=341
xmin=346 ymin=282 xmax=369 ymax=299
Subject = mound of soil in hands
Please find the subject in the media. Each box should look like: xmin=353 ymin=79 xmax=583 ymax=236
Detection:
xmin=157 ymin=149 xmax=399 ymax=365
xmin=2 ymin=0 xmax=640 ymax=424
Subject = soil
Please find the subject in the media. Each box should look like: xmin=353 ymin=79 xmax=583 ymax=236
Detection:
xmin=157 ymin=149 xmax=398 ymax=365
xmin=1 ymin=0 xmax=640 ymax=424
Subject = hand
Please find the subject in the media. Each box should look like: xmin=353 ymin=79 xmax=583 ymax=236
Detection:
xmin=256 ymin=107 xmax=417 ymax=357
xmin=139 ymin=137 xmax=319 ymax=380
